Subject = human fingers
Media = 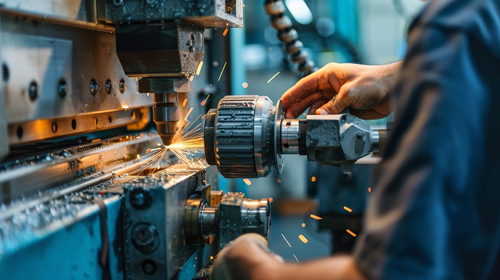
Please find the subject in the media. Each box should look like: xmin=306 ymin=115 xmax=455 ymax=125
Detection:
xmin=308 ymin=99 xmax=328 ymax=115
xmin=316 ymin=87 xmax=351 ymax=115
xmin=285 ymin=92 xmax=323 ymax=118
xmin=281 ymin=67 xmax=333 ymax=109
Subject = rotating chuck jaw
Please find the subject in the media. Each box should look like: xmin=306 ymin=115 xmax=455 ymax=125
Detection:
xmin=204 ymin=95 xmax=385 ymax=178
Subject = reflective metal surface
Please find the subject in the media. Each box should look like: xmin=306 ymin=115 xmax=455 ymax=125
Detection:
xmin=280 ymin=119 xmax=303 ymax=154
xmin=184 ymin=191 xmax=270 ymax=249
xmin=203 ymin=95 xmax=284 ymax=178
xmin=205 ymin=95 xmax=383 ymax=177
xmin=105 ymin=0 xmax=243 ymax=28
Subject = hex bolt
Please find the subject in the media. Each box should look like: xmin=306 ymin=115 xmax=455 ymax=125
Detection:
xmin=356 ymin=132 xmax=364 ymax=140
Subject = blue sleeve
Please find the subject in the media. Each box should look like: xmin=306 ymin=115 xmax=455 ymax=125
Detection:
xmin=353 ymin=1 xmax=500 ymax=279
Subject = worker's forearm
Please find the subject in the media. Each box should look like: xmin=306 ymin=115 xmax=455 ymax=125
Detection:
xmin=255 ymin=255 xmax=366 ymax=280
xmin=382 ymin=61 xmax=402 ymax=96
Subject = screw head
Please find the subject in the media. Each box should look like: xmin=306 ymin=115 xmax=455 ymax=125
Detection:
xmin=28 ymin=80 xmax=38 ymax=101
xmin=90 ymin=79 xmax=98 ymax=95
xmin=130 ymin=188 xmax=152 ymax=210
xmin=131 ymin=223 xmax=159 ymax=253
xmin=58 ymin=78 xmax=67 ymax=98
xmin=105 ymin=79 xmax=112 ymax=95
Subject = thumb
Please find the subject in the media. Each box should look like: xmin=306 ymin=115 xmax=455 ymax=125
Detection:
xmin=316 ymin=93 xmax=349 ymax=115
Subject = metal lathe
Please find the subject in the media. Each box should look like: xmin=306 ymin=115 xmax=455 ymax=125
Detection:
xmin=0 ymin=1 xmax=270 ymax=279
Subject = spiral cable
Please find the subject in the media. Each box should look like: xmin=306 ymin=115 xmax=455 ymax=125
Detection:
xmin=264 ymin=0 xmax=317 ymax=76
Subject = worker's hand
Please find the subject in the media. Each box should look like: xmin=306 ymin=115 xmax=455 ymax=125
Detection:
xmin=281 ymin=62 xmax=401 ymax=119
xmin=210 ymin=233 xmax=284 ymax=280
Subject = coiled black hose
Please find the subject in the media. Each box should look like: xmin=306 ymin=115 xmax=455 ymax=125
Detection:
xmin=264 ymin=0 xmax=317 ymax=76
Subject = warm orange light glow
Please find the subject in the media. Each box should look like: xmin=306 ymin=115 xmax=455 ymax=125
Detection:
xmin=298 ymin=234 xmax=308 ymax=243
xmin=310 ymin=214 xmax=322 ymax=220
xmin=343 ymin=206 xmax=352 ymax=212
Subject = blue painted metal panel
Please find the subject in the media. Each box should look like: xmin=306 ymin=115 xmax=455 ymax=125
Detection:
xmin=0 ymin=197 xmax=123 ymax=280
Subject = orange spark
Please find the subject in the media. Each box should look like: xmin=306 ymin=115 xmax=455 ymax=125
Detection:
xmin=368 ymin=187 xmax=371 ymax=192
xmin=269 ymin=197 xmax=274 ymax=203
xmin=311 ymin=176 xmax=316 ymax=182
xmin=200 ymin=94 xmax=211 ymax=106
xmin=242 ymin=82 xmax=248 ymax=88
xmin=298 ymin=234 xmax=308 ymax=243
xmin=346 ymin=229 xmax=357 ymax=237
xmin=243 ymin=178 xmax=252 ymax=186
xmin=301 ymin=223 xmax=306 ymax=227
xmin=310 ymin=214 xmax=322 ymax=220
xmin=343 ymin=206 xmax=352 ymax=213
xmin=276 ymin=178 xmax=281 ymax=184
xmin=223 ymin=28 xmax=229 ymax=36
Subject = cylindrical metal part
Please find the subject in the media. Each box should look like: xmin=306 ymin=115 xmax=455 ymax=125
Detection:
xmin=373 ymin=129 xmax=388 ymax=155
xmin=153 ymin=92 xmax=179 ymax=146
xmin=240 ymin=198 xmax=270 ymax=237
xmin=185 ymin=192 xmax=271 ymax=247
xmin=281 ymin=119 xmax=300 ymax=154
xmin=203 ymin=95 xmax=284 ymax=178
xmin=204 ymin=109 xmax=217 ymax=165
xmin=200 ymin=206 xmax=218 ymax=236
xmin=184 ymin=197 xmax=208 ymax=245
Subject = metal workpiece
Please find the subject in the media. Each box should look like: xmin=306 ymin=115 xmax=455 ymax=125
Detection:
xmin=105 ymin=0 xmax=244 ymax=28
xmin=305 ymin=114 xmax=374 ymax=173
xmin=219 ymin=192 xmax=269 ymax=248
xmin=203 ymin=95 xmax=285 ymax=178
xmin=204 ymin=95 xmax=382 ymax=177
xmin=116 ymin=23 xmax=205 ymax=77
xmin=184 ymin=192 xmax=270 ymax=249
xmin=280 ymin=119 xmax=306 ymax=155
